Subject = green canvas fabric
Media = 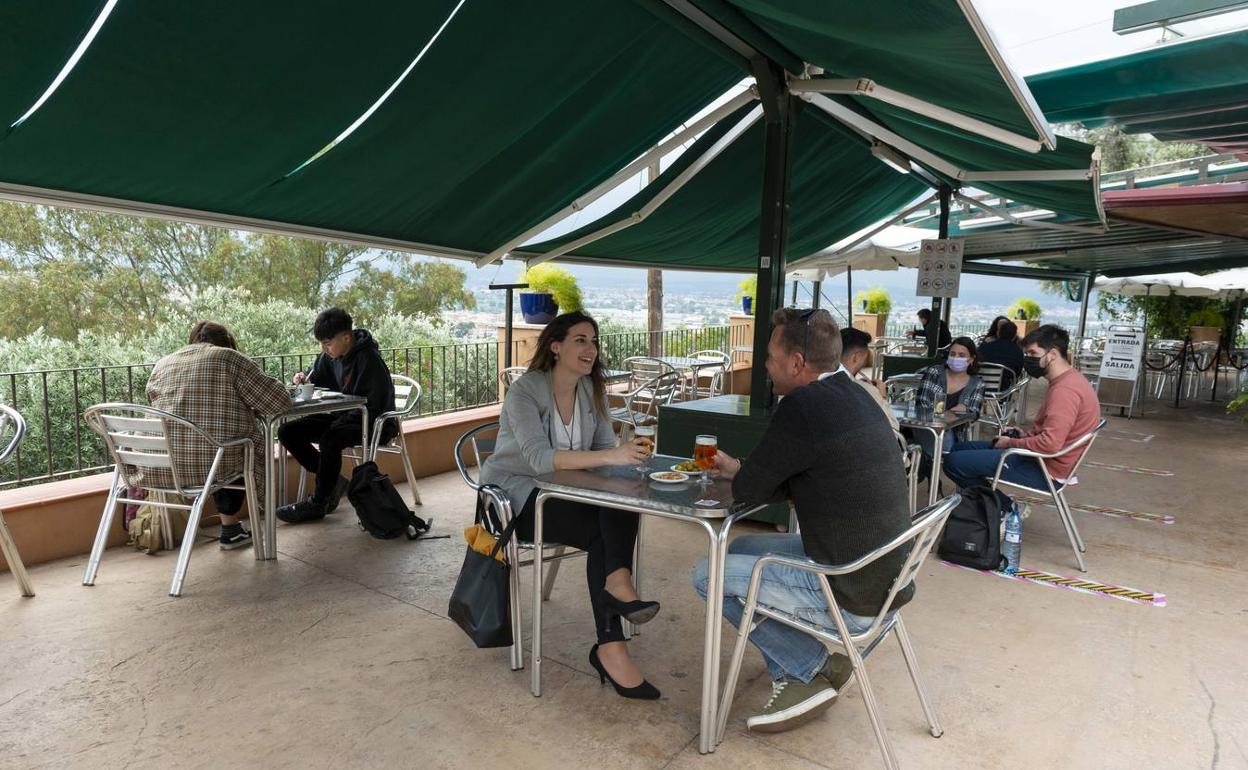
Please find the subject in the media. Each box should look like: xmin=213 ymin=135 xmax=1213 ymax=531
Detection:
xmin=1026 ymin=29 xmax=1248 ymax=152
xmin=524 ymin=105 xmax=928 ymax=269
xmin=0 ymin=0 xmax=102 ymax=130
xmin=0 ymin=1 xmax=742 ymax=253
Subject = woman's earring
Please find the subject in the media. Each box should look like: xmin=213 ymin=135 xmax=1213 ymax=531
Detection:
xmin=554 ymin=353 xmax=560 ymax=361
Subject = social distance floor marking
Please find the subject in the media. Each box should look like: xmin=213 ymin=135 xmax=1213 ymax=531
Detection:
xmin=1013 ymin=495 xmax=1175 ymax=526
xmin=1101 ymin=429 xmax=1155 ymax=443
xmin=941 ymin=561 xmax=1166 ymax=607
xmin=1084 ymin=460 xmax=1174 ymax=477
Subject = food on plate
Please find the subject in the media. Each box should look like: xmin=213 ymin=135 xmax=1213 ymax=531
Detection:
xmin=651 ymin=471 xmax=687 ymax=482
xmin=671 ymin=459 xmax=700 ymax=472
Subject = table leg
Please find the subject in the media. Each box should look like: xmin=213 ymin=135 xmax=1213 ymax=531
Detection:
xmin=531 ymin=493 xmax=545 ymax=698
xmin=698 ymin=524 xmax=724 ymax=754
xmin=264 ymin=420 xmax=278 ymax=560
xmin=928 ymin=427 xmax=944 ymax=506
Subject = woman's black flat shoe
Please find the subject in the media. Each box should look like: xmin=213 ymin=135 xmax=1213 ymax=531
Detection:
xmin=589 ymin=645 xmax=660 ymax=700
xmin=600 ymin=591 xmax=661 ymax=624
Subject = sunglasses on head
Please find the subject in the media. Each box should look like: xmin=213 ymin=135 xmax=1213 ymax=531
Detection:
xmin=796 ymin=308 xmax=828 ymax=364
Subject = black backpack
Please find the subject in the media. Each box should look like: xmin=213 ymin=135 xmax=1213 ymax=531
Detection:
xmin=937 ymin=485 xmax=1013 ymax=570
xmin=347 ymin=461 xmax=432 ymax=540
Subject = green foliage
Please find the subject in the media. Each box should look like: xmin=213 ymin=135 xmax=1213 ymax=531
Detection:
xmin=1006 ymin=297 xmax=1042 ymax=322
xmin=1186 ymin=305 xmax=1224 ymax=328
xmin=854 ymin=286 xmax=892 ymax=315
xmin=520 ymin=264 xmax=583 ymax=313
xmin=1229 ymin=388 xmax=1248 ymax=422
xmin=0 ymin=201 xmax=475 ymax=339
xmin=1057 ymin=125 xmax=1209 ymax=173
xmin=735 ymin=276 xmax=756 ymax=306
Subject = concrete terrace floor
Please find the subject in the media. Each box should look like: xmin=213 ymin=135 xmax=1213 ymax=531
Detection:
xmin=2 ymin=395 xmax=1247 ymax=769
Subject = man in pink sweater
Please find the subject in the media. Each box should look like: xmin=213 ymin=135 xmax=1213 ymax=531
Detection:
xmin=944 ymin=325 xmax=1100 ymax=490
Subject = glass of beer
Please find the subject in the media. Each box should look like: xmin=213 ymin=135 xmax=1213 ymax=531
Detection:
xmin=633 ymin=422 xmax=656 ymax=474
xmin=694 ymin=434 xmax=717 ymax=486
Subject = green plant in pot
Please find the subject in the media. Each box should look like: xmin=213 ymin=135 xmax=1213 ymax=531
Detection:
xmin=736 ymin=276 xmax=757 ymax=315
xmin=1006 ymin=297 xmax=1042 ymax=322
xmin=853 ymin=286 xmax=892 ymax=316
xmin=518 ymin=264 xmax=583 ymax=324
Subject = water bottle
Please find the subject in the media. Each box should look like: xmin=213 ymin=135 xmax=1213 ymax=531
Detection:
xmin=1002 ymin=504 xmax=1023 ymax=574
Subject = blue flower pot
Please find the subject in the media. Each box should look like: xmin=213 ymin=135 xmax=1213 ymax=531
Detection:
xmin=520 ymin=292 xmax=559 ymax=324
xmin=742 ymin=296 xmax=753 ymax=315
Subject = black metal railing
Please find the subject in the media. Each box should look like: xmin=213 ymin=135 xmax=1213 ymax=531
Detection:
xmin=0 ymin=325 xmax=743 ymax=489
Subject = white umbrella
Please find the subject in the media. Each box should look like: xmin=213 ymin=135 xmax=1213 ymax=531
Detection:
xmin=788 ymin=225 xmax=935 ymax=281
xmin=1189 ymin=268 xmax=1248 ymax=300
xmin=1093 ymin=272 xmax=1218 ymax=297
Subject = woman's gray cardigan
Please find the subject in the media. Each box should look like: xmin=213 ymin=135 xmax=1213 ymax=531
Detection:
xmin=480 ymin=369 xmax=617 ymax=513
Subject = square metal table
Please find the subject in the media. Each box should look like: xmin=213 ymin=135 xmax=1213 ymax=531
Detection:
xmin=533 ymin=454 xmax=763 ymax=754
xmin=259 ymin=392 xmax=367 ymax=560
xmin=890 ymin=403 xmax=975 ymax=505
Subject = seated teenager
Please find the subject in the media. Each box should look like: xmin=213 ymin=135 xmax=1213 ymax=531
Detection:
xmin=278 ymin=308 xmax=396 ymax=523
xmin=944 ymin=324 xmax=1100 ymax=490
xmin=978 ymin=319 xmax=1024 ymax=385
xmin=910 ymin=337 xmax=983 ymax=460
xmin=839 ymin=327 xmax=900 ymax=437
xmin=146 ymin=322 xmax=291 ymax=549
xmin=692 ymin=308 xmax=913 ymax=732
xmin=480 ymin=311 xmax=660 ymax=700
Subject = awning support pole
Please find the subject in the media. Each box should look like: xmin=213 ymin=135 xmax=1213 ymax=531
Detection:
xmin=1077 ymin=273 xmax=1094 ymax=340
xmin=928 ymin=185 xmax=952 ymax=358
xmin=846 ymin=267 xmax=853 ymax=322
xmin=750 ymin=64 xmax=798 ymax=411
xmin=812 ymin=280 xmax=822 ymax=310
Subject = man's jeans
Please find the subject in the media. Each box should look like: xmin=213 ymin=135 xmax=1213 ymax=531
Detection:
xmin=942 ymin=440 xmax=1058 ymax=491
xmin=693 ymin=533 xmax=873 ymax=684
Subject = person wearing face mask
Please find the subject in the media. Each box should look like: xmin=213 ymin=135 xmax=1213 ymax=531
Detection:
xmin=943 ymin=324 xmax=1100 ymax=490
xmin=909 ymin=338 xmax=984 ymax=471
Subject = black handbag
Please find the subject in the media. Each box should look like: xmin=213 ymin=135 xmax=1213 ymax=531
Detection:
xmin=447 ymin=493 xmax=519 ymax=648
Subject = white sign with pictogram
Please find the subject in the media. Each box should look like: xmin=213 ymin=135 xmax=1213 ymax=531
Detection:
xmin=1098 ymin=328 xmax=1145 ymax=382
xmin=915 ymin=239 xmax=964 ymax=298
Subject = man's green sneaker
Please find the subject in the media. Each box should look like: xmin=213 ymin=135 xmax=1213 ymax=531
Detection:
xmin=746 ymin=676 xmax=839 ymax=733
xmin=822 ymin=652 xmax=854 ymax=693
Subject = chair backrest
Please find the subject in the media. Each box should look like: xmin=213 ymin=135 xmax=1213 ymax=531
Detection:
xmin=631 ymin=371 xmax=682 ymax=421
xmin=976 ymin=363 xmax=1008 ymax=396
xmin=498 ymin=366 xmax=527 ymax=393
xmin=391 ymin=375 xmax=423 ymax=417
xmin=824 ymin=493 xmax=961 ymax=641
xmin=1060 ymin=418 xmax=1108 ymax=478
xmin=688 ymin=350 xmax=731 ymax=398
xmin=0 ymin=403 xmax=27 ymax=466
xmin=885 ymin=373 xmax=921 ymax=403
xmin=986 ymin=374 xmax=1029 ymax=425
xmin=622 ymin=356 xmax=675 ymax=389
xmin=84 ymin=403 xmax=221 ymax=496
xmin=454 ymin=422 xmax=499 ymax=490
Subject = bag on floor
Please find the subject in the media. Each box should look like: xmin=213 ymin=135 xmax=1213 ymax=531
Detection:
xmin=347 ymin=461 xmax=432 ymax=540
xmin=937 ymin=485 xmax=1012 ymax=570
xmin=447 ymin=492 xmax=517 ymax=648
xmin=128 ymin=493 xmax=188 ymax=555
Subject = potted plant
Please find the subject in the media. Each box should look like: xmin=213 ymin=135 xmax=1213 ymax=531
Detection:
xmin=852 ymin=287 xmax=892 ymax=339
xmin=1186 ymin=304 xmax=1224 ymax=343
xmin=1007 ymin=297 xmax=1042 ymax=338
xmin=735 ymin=276 xmax=757 ymax=315
xmin=518 ymin=264 xmax=583 ymax=324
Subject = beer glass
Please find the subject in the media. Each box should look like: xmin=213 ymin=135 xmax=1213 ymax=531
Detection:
xmin=693 ymin=434 xmax=717 ymax=486
xmin=633 ymin=423 xmax=656 ymax=474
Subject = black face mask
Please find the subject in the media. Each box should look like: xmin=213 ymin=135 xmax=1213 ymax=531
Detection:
xmin=1022 ymin=353 xmax=1048 ymax=379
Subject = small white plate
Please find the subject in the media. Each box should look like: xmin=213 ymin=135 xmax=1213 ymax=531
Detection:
xmin=649 ymin=471 xmax=689 ymax=484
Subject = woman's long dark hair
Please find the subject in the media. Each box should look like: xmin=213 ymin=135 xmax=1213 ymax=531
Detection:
xmin=948 ymin=336 xmax=980 ymax=375
xmin=528 ymin=311 xmax=607 ymax=417
xmin=189 ymin=320 xmax=238 ymax=350
xmin=985 ymin=315 xmax=1009 ymax=340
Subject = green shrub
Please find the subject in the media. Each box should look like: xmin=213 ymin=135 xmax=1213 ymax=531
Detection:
xmin=520 ymin=264 xmax=583 ymax=313
xmin=735 ymin=276 xmax=756 ymax=308
xmin=854 ymin=286 xmax=892 ymax=315
xmin=1006 ymin=297 xmax=1042 ymax=321
xmin=1186 ymin=304 xmax=1224 ymax=328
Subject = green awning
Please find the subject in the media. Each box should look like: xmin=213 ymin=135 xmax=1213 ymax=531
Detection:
xmin=523 ymin=105 xmax=929 ymax=270
xmin=1027 ymin=29 xmax=1248 ymax=157
xmin=0 ymin=1 xmax=742 ymax=255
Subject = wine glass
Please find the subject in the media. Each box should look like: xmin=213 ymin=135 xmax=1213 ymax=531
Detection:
xmin=694 ymin=434 xmax=717 ymax=486
xmin=633 ymin=423 xmax=656 ymax=474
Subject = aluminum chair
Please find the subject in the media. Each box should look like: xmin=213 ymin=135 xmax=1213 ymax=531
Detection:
xmin=297 ymin=376 xmax=424 ymax=505
xmin=683 ymin=350 xmax=732 ymax=400
xmin=498 ymin=366 xmax=527 ymax=393
xmin=884 ymin=373 xmax=921 ymax=404
xmin=607 ymin=371 xmax=682 ymax=428
xmin=0 ymin=405 xmax=34 ymax=597
xmin=454 ymin=422 xmax=588 ymax=671
xmin=82 ymin=403 xmax=262 ymax=596
xmin=716 ymin=494 xmax=961 ymax=768
xmin=990 ymin=418 xmax=1107 ymax=572
xmin=977 ymin=375 xmax=1028 ymax=439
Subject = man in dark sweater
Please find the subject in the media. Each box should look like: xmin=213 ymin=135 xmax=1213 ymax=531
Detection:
xmin=277 ymin=307 xmax=396 ymax=523
xmin=692 ymin=308 xmax=913 ymax=733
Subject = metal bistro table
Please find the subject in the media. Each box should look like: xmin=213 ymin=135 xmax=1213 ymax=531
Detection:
xmin=532 ymin=455 xmax=764 ymax=755
xmin=890 ymin=403 xmax=975 ymax=506
xmin=259 ymin=392 xmax=367 ymax=559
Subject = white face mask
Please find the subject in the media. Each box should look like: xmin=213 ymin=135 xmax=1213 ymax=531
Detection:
xmin=946 ymin=357 xmax=969 ymax=373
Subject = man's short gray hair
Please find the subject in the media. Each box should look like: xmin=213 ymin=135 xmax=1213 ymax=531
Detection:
xmin=770 ymin=308 xmax=841 ymax=370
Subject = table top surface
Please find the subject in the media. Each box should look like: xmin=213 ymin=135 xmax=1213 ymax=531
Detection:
xmin=281 ymin=391 xmax=366 ymax=418
xmin=661 ymin=394 xmax=766 ymax=419
xmin=889 ymin=402 xmax=976 ymax=431
xmin=535 ymin=454 xmax=751 ymax=519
